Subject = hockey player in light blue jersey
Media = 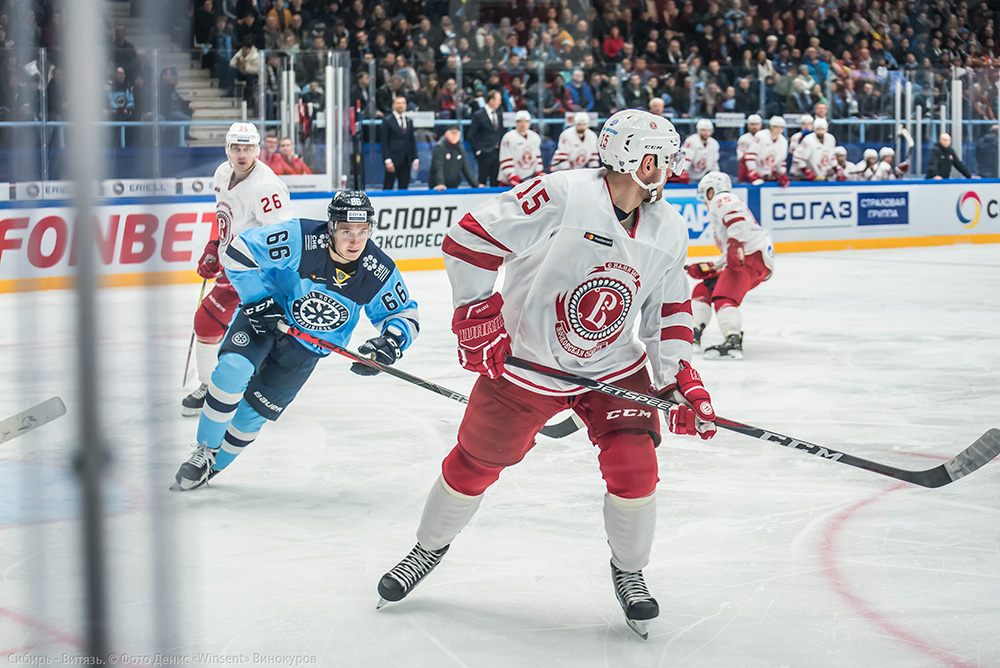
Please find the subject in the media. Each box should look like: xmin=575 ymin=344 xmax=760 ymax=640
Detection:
xmin=171 ymin=190 xmax=420 ymax=490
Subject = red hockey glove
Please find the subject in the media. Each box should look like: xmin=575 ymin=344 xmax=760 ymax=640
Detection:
xmin=746 ymin=169 xmax=761 ymax=183
xmin=835 ymin=167 xmax=847 ymax=181
xmin=197 ymin=239 xmax=221 ymax=279
xmin=803 ymin=167 xmax=816 ymax=181
xmin=777 ymin=172 xmax=790 ymax=188
xmin=509 ymin=175 xmax=522 ymax=186
xmin=686 ymin=262 xmax=721 ymax=280
xmin=726 ymin=238 xmax=745 ymax=270
xmin=452 ymin=293 xmax=511 ymax=379
xmin=657 ymin=360 xmax=716 ymax=440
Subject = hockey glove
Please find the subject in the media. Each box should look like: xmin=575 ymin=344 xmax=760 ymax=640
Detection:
xmin=746 ymin=169 xmax=761 ymax=183
xmin=197 ymin=239 xmax=221 ymax=279
xmin=726 ymin=238 xmax=745 ymax=270
xmin=802 ymin=167 xmax=816 ymax=181
xmin=509 ymin=175 xmax=522 ymax=186
xmin=686 ymin=262 xmax=721 ymax=280
xmin=777 ymin=172 xmax=790 ymax=188
xmin=452 ymin=293 xmax=510 ymax=379
xmin=243 ymin=297 xmax=287 ymax=337
xmin=351 ymin=333 xmax=403 ymax=376
xmin=657 ymin=360 xmax=716 ymax=440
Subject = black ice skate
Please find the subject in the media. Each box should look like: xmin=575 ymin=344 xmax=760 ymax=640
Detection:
xmin=170 ymin=444 xmax=219 ymax=491
xmin=376 ymin=543 xmax=449 ymax=609
xmin=181 ymin=383 xmax=209 ymax=417
xmin=611 ymin=561 xmax=659 ymax=639
xmin=703 ymin=332 xmax=743 ymax=360
xmin=692 ymin=323 xmax=706 ymax=350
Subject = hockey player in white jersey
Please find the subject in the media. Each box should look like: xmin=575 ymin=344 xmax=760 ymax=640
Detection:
xmin=549 ymin=111 xmax=600 ymax=172
xmin=872 ymin=146 xmax=899 ymax=180
xmin=792 ymin=117 xmax=837 ymax=180
xmin=689 ymin=171 xmax=774 ymax=359
xmin=736 ymin=114 xmax=762 ymax=182
xmin=498 ymin=110 xmax=544 ymax=186
xmin=681 ymin=118 xmax=721 ymax=182
xmin=377 ymin=110 xmax=717 ymax=640
xmin=857 ymin=148 xmax=880 ymax=180
xmin=182 ymin=122 xmax=293 ymax=416
xmin=745 ymin=116 xmax=790 ymax=186
xmin=787 ymin=113 xmax=813 ymax=159
xmin=830 ymin=146 xmax=858 ymax=181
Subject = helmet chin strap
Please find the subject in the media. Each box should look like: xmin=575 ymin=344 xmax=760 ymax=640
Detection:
xmin=630 ymin=169 xmax=668 ymax=204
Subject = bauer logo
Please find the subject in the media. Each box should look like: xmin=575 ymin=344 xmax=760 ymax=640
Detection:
xmin=956 ymin=191 xmax=981 ymax=228
xmin=857 ymin=192 xmax=908 ymax=226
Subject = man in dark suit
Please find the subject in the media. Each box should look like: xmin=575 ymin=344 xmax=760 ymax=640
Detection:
xmin=381 ymin=95 xmax=419 ymax=189
xmin=465 ymin=89 xmax=505 ymax=187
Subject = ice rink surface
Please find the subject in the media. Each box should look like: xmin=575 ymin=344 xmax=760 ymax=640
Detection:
xmin=1 ymin=244 xmax=999 ymax=668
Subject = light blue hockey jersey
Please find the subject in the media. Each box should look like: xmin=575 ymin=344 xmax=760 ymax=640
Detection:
xmin=221 ymin=217 xmax=419 ymax=355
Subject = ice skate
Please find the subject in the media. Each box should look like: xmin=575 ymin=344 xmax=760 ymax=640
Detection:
xmin=376 ymin=543 xmax=449 ymax=609
xmin=181 ymin=383 xmax=208 ymax=417
xmin=703 ymin=332 xmax=743 ymax=360
xmin=692 ymin=323 xmax=706 ymax=350
xmin=611 ymin=561 xmax=659 ymax=640
xmin=170 ymin=444 xmax=219 ymax=491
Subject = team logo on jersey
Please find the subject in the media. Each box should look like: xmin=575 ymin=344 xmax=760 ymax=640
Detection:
xmin=231 ymin=331 xmax=251 ymax=347
xmin=517 ymin=146 xmax=536 ymax=171
xmin=217 ymin=202 xmax=234 ymax=246
xmin=554 ymin=265 xmax=638 ymax=358
xmin=291 ymin=291 xmax=350 ymax=331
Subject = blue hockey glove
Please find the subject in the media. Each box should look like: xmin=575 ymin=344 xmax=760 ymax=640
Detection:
xmin=351 ymin=333 xmax=403 ymax=376
xmin=243 ymin=297 xmax=287 ymax=336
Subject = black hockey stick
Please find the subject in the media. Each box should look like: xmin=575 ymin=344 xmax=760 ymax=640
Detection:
xmin=277 ymin=323 xmax=578 ymax=439
xmin=0 ymin=397 xmax=67 ymax=445
xmin=504 ymin=356 xmax=1000 ymax=488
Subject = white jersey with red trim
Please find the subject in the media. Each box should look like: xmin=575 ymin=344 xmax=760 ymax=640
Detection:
xmin=788 ymin=130 xmax=807 ymax=156
xmin=830 ymin=159 xmax=860 ymax=181
xmin=857 ymin=161 xmax=880 ymax=180
xmin=871 ymin=160 xmax=896 ymax=180
xmin=708 ymin=192 xmax=775 ymax=272
xmin=498 ymin=129 xmax=543 ymax=186
xmin=744 ymin=130 xmax=788 ymax=180
xmin=736 ymin=131 xmax=755 ymax=164
xmin=443 ymin=168 xmax=693 ymax=395
xmin=680 ymin=135 xmax=720 ymax=182
xmin=792 ymin=131 xmax=837 ymax=179
xmin=549 ymin=127 xmax=600 ymax=172
xmin=213 ymin=160 xmax=293 ymax=252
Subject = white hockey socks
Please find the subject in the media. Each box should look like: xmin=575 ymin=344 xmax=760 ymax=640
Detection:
xmin=692 ymin=299 xmax=713 ymax=330
xmin=715 ymin=305 xmax=743 ymax=338
xmin=195 ymin=339 xmax=220 ymax=386
xmin=604 ymin=492 xmax=656 ymax=573
xmin=416 ymin=476 xmax=484 ymax=551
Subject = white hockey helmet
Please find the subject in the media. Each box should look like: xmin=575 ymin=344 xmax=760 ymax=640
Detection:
xmin=696 ymin=118 xmax=714 ymax=132
xmin=834 ymin=146 xmax=847 ymax=156
xmin=226 ymin=122 xmax=260 ymax=148
xmin=800 ymin=114 xmax=814 ymax=127
xmin=879 ymin=146 xmax=895 ymax=159
xmin=599 ymin=109 xmax=682 ymax=204
xmin=864 ymin=148 xmax=878 ymax=160
xmin=769 ymin=115 xmax=786 ymax=128
xmin=574 ymin=111 xmax=590 ymax=127
xmin=813 ymin=117 xmax=829 ymax=131
xmin=697 ymin=171 xmax=732 ymax=202
xmin=514 ymin=110 xmax=532 ymax=122
xmin=747 ymin=113 xmax=762 ymax=126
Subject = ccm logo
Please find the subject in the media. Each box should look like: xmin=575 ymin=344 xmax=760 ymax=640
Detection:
xmin=606 ymin=409 xmax=653 ymax=419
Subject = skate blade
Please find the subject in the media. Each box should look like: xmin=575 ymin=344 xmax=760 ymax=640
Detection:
xmin=180 ymin=407 xmax=203 ymax=417
xmin=702 ymin=350 xmax=742 ymax=360
xmin=625 ymin=618 xmax=650 ymax=640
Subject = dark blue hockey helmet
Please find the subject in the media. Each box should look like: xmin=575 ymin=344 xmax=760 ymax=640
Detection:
xmin=328 ymin=190 xmax=375 ymax=235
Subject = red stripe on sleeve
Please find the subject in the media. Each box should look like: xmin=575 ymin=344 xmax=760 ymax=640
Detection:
xmin=660 ymin=301 xmax=692 ymax=318
xmin=660 ymin=325 xmax=693 ymax=343
xmin=442 ymin=236 xmax=504 ymax=271
xmin=723 ymin=216 xmax=745 ymax=227
xmin=458 ymin=213 xmax=513 ymax=253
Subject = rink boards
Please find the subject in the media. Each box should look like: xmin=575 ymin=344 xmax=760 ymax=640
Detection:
xmin=0 ymin=179 xmax=998 ymax=293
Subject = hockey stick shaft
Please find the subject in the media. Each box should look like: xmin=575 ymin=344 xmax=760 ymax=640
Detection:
xmin=277 ymin=324 xmax=575 ymax=439
xmin=182 ymin=278 xmax=208 ymax=386
xmin=504 ymin=356 xmax=1000 ymax=488
xmin=0 ymin=397 xmax=67 ymax=445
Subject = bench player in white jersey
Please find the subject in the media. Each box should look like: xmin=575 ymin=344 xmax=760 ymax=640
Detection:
xmin=787 ymin=113 xmax=813 ymax=175
xmin=377 ymin=110 xmax=717 ymax=640
xmin=857 ymin=148 xmax=880 ymax=180
xmin=830 ymin=146 xmax=858 ymax=181
xmin=689 ymin=171 xmax=774 ymax=359
xmin=681 ymin=118 xmax=720 ymax=182
xmin=498 ymin=110 xmax=544 ymax=186
xmin=872 ymin=146 xmax=900 ymax=179
xmin=791 ymin=117 xmax=837 ymax=180
xmin=744 ymin=116 xmax=790 ymax=186
xmin=182 ymin=122 xmax=293 ymax=416
xmin=736 ymin=114 xmax=762 ymax=182
xmin=549 ymin=111 xmax=600 ymax=172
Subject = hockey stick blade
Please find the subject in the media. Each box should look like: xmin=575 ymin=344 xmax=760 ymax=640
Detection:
xmin=504 ymin=356 xmax=1000 ymax=488
xmin=0 ymin=397 xmax=67 ymax=445
xmin=276 ymin=324 xmax=576 ymax=439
